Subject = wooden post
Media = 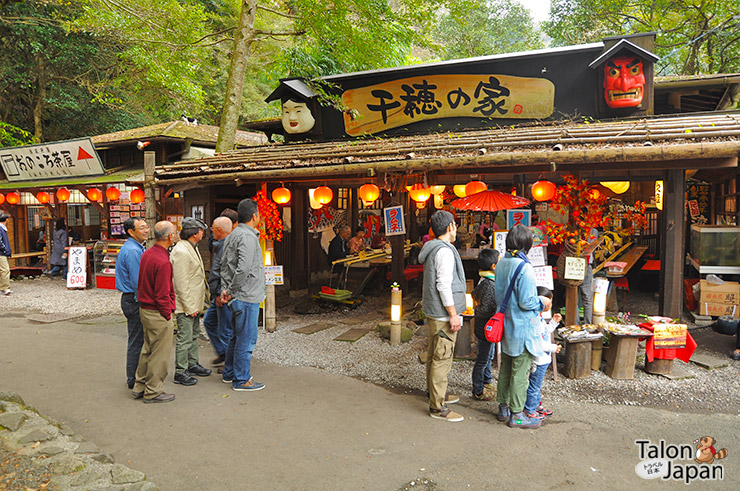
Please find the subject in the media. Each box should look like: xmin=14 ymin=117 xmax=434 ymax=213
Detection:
xmin=659 ymin=169 xmax=684 ymax=318
xmin=565 ymin=285 xmax=579 ymax=325
xmin=265 ymin=238 xmax=276 ymax=332
xmin=144 ymin=151 xmax=156 ymax=244
xmin=293 ymin=187 xmax=308 ymax=290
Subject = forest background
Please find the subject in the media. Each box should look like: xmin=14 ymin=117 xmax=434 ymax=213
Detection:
xmin=1 ymin=0 xmax=738 ymax=148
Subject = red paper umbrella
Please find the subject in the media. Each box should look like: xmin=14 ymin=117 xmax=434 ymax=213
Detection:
xmin=450 ymin=189 xmax=530 ymax=212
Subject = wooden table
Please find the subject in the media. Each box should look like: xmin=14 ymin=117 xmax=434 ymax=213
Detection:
xmin=605 ymin=245 xmax=649 ymax=278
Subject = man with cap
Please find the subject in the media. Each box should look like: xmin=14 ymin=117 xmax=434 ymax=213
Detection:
xmin=171 ymin=216 xmax=212 ymax=386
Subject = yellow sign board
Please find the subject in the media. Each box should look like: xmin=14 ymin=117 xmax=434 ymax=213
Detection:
xmin=653 ymin=323 xmax=687 ymax=349
xmin=342 ymin=74 xmax=555 ymax=136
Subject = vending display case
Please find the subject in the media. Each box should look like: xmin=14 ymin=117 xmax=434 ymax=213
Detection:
xmin=690 ymin=225 xmax=740 ymax=274
xmin=93 ymin=239 xmax=125 ymax=289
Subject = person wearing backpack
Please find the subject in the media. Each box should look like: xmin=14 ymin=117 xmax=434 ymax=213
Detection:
xmin=494 ymin=225 xmax=551 ymax=429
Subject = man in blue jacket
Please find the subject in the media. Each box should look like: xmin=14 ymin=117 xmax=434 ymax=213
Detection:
xmin=0 ymin=212 xmax=12 ymax=296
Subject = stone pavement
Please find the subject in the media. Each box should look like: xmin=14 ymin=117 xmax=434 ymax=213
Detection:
xmin=1 ymin=312 xmax=739 ymax=490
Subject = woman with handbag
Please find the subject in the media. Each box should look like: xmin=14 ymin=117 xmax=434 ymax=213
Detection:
xmin=494 ymin=225 xmax=552 ymax=429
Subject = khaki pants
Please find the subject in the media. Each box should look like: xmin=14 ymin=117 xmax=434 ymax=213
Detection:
xmin=0 ymin=256 xmax=9 ymax=291
xmin=426 ymin=317 xmax=457 ymax=410
xmin=134 ymin=308 xmax=175 ymax=399
xmin=175 ymin=313 xmax=200 ymax=373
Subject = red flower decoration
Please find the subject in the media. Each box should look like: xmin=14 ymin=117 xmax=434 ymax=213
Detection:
xmin=254 ymin=190 xmax=283 ymax=242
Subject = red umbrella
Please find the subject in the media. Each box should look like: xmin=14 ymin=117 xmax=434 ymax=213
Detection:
xmin=450 ymin=190 xmax=530 ymax=211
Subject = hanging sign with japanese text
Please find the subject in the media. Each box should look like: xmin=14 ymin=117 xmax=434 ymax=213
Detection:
xmin=265 ymin=265 xmax=284 ymax=285
xmin=506 ymin=209 xmax=531 ymax=229
xmin=493 ymin=230 xmax=508 ymax=258
xmin=384 ymin=206 xmax=406 ymax=236
xmin=653 ymin=323 xmax=687 ymax=350
xmin=564 ymin=256 xmax=587 ymax=281
xmin=527 ymin=245 xmax=547 ymax=267
xmin=0 ymin=138 xmax=104 ymax=182
xmin=66 ymin=246 xmax=87 ymax=289
xmin=342 ymin=74 xmax=555 ymax=136
xmin=534 ymin=265 xmax=554 ymax=290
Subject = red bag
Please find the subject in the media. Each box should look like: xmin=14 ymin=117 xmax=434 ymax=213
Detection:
xmin=484 ymin=312 xmax=505 ymax=343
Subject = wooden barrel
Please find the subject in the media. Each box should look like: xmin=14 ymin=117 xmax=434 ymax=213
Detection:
xmin=563 ymin=340 xmax=592 ymax=379
xmin=645 ymin=358 xmax=674 ymax=375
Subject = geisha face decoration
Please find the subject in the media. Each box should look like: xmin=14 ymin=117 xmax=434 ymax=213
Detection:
xmin=282 ymin=99 xmax=316 ymax=134
xmin=603 ymin=56 xmax=645 ymax=108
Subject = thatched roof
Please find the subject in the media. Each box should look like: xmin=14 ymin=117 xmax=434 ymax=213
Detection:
xmin=91 ymin=121 xmax=267 ymax=148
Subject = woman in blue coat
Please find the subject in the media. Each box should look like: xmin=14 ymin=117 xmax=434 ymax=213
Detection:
xmin=494 ymin=225 xmax=551 ymax=429
xmin=49 ymin=218 xmax=68 ymax=278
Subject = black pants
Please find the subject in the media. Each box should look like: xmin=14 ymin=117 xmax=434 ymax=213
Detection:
xmin=121 ymin=293 xmax=145 ymax=389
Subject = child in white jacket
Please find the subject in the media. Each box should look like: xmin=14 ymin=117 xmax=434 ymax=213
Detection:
xmin=524 ymin=287 xmax=562 ymax=420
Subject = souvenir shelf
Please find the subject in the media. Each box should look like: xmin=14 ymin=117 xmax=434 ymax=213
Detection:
xmin=93 ymin=239 xmax=125 ymax=289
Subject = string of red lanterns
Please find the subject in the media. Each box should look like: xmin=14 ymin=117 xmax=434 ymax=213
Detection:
xmin=56 ymin=188 xmax=70 ymax=202
xmin=6 ymin=192 xmax=20 ymax=205
xmin=36 ymin=191 xmax=51 ymax=204
xmin=106 ymin=187 xmax=121 ymax=201
xmin=0 ymin=193 xmax=5 ymax=205
xmin=358 ymin=183 xmax=380 ymax=207
xmin=313 ymin=185 xmax=333 ymax=205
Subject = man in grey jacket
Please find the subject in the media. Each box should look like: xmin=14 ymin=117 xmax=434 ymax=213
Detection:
xmin=418 ymin=210 xmax=465 ymax=422
xmin=220 ymin=198 xmax=266 ymax=391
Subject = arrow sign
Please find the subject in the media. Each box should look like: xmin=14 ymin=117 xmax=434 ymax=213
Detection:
xmin=77 ymin=146 xmax=94 ymax=169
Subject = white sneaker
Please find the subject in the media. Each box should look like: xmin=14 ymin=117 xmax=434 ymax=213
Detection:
xmin=2 ymin=290 xmax=11 ymax=296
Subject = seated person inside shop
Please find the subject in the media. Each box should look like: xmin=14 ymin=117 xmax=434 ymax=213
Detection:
xmin=347 ymin=227 xmax=367 ymax=254
xmin=328 ymin=225 xmax=351 ymax=271
xmin=371 ymin=231 xmax=386 ymax=249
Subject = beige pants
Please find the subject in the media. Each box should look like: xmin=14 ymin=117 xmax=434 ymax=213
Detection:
xmin=0 ymin=256 xmax=10 ymax=291
xmin=426 ymin=317 xmax=457 ymax=410
xmin=134 ymin=308 xmax=175 ymax=399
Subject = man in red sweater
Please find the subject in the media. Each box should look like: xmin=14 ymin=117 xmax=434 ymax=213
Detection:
xmin=132 ymin=221 xmax=177 ymax=403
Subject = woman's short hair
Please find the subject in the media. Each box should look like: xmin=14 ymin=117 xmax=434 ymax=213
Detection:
xmin=505 ymin=224 xmax=533 ymax=254
xmin=430 ymin=210 xmax=454 ymax=238
xmin=478 ymin=248 xmax=500 ymax=270
xmin=537 ymin=286 xmax=553 ymax=299
xmin=55 ymin=218 xmax=66 ymax=230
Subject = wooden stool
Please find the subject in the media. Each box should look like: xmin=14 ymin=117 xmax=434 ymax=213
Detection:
xmin=603 ymin=335 xmax=639 ymax=379
xmin=563 ymin=339 xmax=592 ymax=379
xmin=645 ymin=358 xmax=674 ymax=375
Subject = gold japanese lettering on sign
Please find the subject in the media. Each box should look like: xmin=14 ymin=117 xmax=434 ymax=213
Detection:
xmin=653 ymin=323 xmax=687 ymax=349
xmin=342 ymin=74 xmax=555 ymax=136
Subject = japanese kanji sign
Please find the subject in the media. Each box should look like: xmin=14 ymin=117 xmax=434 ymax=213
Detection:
xmin=66 ymin=246 xmax=87 ymax=289
xmin=533 ymin=266 xmax=554 ymax=290
xmin=265 ymin=265 xmax=284 ymax=285
xmin=384 ymin=206 xmax=406 ymax=236
xmin=0 ymin=138 xmax=104 ymax=182
xmin=506 ymin=209 xmax=531 ymax=229
xmin=493 ymin=230 xmax=508 ymax=258
xmin=342 ymin=74 xmax=555 ymax=136
xmin=564 ymin=256 xmax=586 ymax=281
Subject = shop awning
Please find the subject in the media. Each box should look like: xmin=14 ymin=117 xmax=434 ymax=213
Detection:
xmin=0 ymin=167 xmax=143 ymax=190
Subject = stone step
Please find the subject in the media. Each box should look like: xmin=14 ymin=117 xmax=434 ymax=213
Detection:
xmin=292 ymin=322 xmax=334 ymax=335
xmin=333 ymin=328 xmax=372 ymax=342
xmin=690 ymin=351 xmax=730 ymax=370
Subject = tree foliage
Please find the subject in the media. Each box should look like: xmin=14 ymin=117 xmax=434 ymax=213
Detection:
xmin=544 ymin=0 xmax=740 ymax=75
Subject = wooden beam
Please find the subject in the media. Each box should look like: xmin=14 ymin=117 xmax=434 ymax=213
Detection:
xmin=659 ymin=169 xmax=685 ymax=318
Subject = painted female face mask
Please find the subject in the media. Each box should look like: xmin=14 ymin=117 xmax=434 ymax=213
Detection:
xmin=603 ymin=56 xmax=645 ymax=108
xmin=282 ymin=99 xmax=316 ymax=134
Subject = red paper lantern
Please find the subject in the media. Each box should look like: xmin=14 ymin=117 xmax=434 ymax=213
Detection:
xmin=87 ymin=188 xmax=102 ymax=202
xmin=0 ymin=193 xmax=5 ymax=205
xmin=130 ymin=189 xmax=145 ymax=204
xmin=6 ymin=192 xmax=20 ymax=205
xmin=271 ymin=186 xmax=291 ymax=204
xmin=106 ymin=187 xmax=121 ymax=201
xmin=531 ymin=180 xmax=556 ymax=202
xmin=358 ymin=183 xmax=380 ymax=206
xmin=408 ymin=184 xmax=431 ymax=203
xmin=36 ymin=191 xmax=51 ymax=204
xmin=313 ymin=185 xmax=333 ymax=205
xmin=465 ymin=180 xmax=487 ymax=196
xmin=56 ymin=188 xmax=70 ymax=202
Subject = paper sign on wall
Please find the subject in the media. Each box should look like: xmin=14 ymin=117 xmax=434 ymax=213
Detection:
xmin=506 ymin=209 xmax=531 ymax=229
xmin=265 ymin=265 xmax=284 ymax=285
xmin=564 ymin=256 xmax=586 ymax=281
xmin=66 ymin=246 xmax=87 ymax=289
xmin=493 ymin=230 xmax=508 ymax=258
xmin=384 ymin=206 xmax=406 ymax=236
xmin=534 ymin=266 xmax=554 ymax=290
xmin=527 ymin=246 xmax=547 ymax=267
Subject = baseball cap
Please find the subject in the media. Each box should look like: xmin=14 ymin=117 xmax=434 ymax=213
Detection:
xmin=182 ymin=217 xmax=207 ymax=230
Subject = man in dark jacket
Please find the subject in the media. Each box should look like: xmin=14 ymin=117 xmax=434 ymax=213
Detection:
xmin=0 ymin=213 xmax=12 ymax=296
xmin=202 ymin=216 xmax=233 ymax=365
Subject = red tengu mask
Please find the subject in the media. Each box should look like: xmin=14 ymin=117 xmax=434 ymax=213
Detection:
xmin=603 ymin=55 xmax=645 ymax=108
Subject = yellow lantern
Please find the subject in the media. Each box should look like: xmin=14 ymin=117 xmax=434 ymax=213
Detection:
xmin=453 ymin=185 xmax=467 ymax=198
xmin=429 ymin=185 xmax=446 ymax=195
xmin=56 ymin=188 xmax=70 ymax=202
xmin=314 ymin=185 xmax=333 ymax=205
xmin=531 ymin=180 xmax=556 ymax=202
xmin=308 ymin=188 xmax=323 ymax=210
xmin=600 ymin=181 xmax=630 ymax=194
xmin=271 ymin=186 xmax=291 ymax=204
xmin=358 ymin=183 xmax=380 ymax=206
xmin=408 ymin=184 xmax=431 ymax=203
xmin=655 ymin=180 xmax=663 ymax=211
xmin=36 ymin=191 xmax=51 ymax=204
xmin=465 ymin=180 xmax=487 ymax=196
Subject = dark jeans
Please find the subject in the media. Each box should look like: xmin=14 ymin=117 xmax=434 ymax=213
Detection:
xmin=120 ymin=293 xmax=145 ymax=389
xmin=203 ymin=299 xmax=233 ymax=357
xmin=472 ymin=335 xmax=494 ymax=395
xmin=49 ymin=264 xmax=68 ymax=278
xmin=524 ymin=363 xmax=549 ymax=413
xmin=223 ymin=300 xmax=259 ymax=387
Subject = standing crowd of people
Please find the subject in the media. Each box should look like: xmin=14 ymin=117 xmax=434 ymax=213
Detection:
xmin=116 ymin=198 xmax=266 ymax=403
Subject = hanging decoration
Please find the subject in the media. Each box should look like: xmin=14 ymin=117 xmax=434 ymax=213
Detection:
xmin=408 ymin=183 xmax=431 ymax=203
xmin=6 ymin=192 xmax=20 ymax=205
xmin=130 ymin=189 xmax=145 ymax=204
xmin=271 ymin=185 xmax=291 ymax=205
xmin=464 ymin=180 xmax=487 ymax=196
xmin=600 ymin=181 xmax=630 ymax=194
xmin=453 ymin=185 xmax=467 ymax=198
xmin=106 ymin=187 xmax=121 ymax=201
xmin=358 ymin=183 xmax=380 ymax=207
xmin=56 ymin=188 xmax=70 ymax=202
xmin=36 ymin=191 xmax=51 ymax=204
xmin=314 ymin=185 xmax=333 ymax=205
xmin=254 ymin=190 xmax=283 ymax=242
xmin=531 ymin=180 xmax=556 ymax=202
xmin=430 ymin=185 xmax=446 ymax=195
xmin=0 ymin=193 xmax=4 ymax=205
xmin=655 ymin=180 xmax=663 ymax=211
xmin=87 ymin=188 xmax=102 ymax=202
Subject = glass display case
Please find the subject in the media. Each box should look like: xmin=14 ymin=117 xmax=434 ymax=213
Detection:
xmin=93 ymin=239 xmax=125 ymax=289
xmin=690 ymin=225 xmax=740 ymax=274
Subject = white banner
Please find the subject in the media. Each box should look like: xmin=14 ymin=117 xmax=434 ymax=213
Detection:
xmin=0 ymin=138 xmax=104 ymax=181
xmin=66 ymin=246 xmax=87 ymax=289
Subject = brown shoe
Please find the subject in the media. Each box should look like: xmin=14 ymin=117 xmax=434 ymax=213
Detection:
xmin=472 ymin=391 xmax=494 ymax=401
xmin=429 ymin=406 xmax=464 ymax=422
xmin=445 ymin=393 xmax=460 ymax=404
xmin=143 ymin=392 xmax=175 ymax=404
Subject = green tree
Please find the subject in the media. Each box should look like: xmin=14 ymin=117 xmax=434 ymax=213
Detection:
xmin=544 ymin=0 xmax=740 ymax=75
xmin=432 ymin=0 xmax=544 ymax=60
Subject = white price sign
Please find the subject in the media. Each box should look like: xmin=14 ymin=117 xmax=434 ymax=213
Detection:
xmin=533 ymin=265 xmax=554 ymax=290
xmin=265 ymin=265 xmax=284 ymax=285
xmin=564 ymin=256 xmax=586 ymax=281
xmin=493 ymin=230 xmax=508 ymax=258
xmin=66 ymin=246 xmax=87 ymax=289
xmin=527 ymin=245 xmax=547 ymax=267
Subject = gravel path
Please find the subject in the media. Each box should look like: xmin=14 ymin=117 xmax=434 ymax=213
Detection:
xmin=2 ymin=277 xmax=739 ymax=416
